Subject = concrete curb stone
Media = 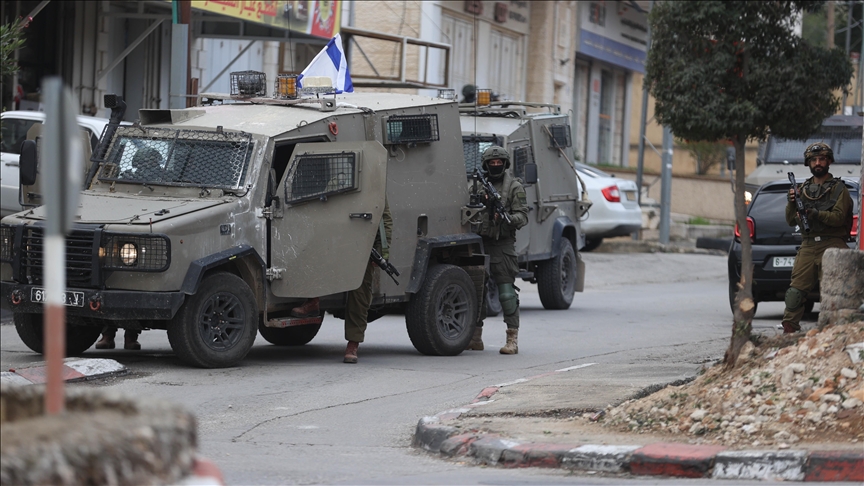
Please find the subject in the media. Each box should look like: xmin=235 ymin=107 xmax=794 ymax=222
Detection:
xmin=413 ymin=378 xmax=864 ymax=481
xmin=1 ymin=358 xmax=126 ymax=386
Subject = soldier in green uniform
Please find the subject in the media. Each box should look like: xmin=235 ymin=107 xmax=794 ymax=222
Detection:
xmin=782 ymin=142 xmax=853 ymax=333
xmin=466 ymin=145 xmax=529 ymax=354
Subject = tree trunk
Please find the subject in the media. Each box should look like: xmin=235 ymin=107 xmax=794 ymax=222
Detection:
xmin=724 ymin=134 xmax=755 ymax=368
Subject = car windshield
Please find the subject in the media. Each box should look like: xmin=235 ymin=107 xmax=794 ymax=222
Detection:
xmin=98 ymin=127 xmax=253 ymax=189
xmin=763 ymin=127 xmax=862 ymax=165
xmin=462 ymin=136 xmax=499 ymax=174
xmin=575 ymin=162 xmax=611 ymax=178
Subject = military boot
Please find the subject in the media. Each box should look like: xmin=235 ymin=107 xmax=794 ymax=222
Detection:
xmin=124 ymin=330 xmax=141 ymax=350
xmin=499 ymin=328 xmax=518 ymax=355
xmin=344 ymin=341 xmax=360 ymax=363
xmin=781 ymin=321 xmax=800 ymax=334
xmin=291 ymin=297 xmax=320 ymax=317
xmin=466 ymin=327 xmax=484 ymax=350
xmin=95 ymin=328 xmax=117 ymax=349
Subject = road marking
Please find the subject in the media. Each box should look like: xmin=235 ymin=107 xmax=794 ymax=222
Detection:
xmin=556 ymin=363 xmax=597 ymax=372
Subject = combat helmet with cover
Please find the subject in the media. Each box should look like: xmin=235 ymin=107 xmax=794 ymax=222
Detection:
xmin=482 ymin=145 xmax=510 ymax=179
xmin=803 ymin=142 xmax=833 ymax=167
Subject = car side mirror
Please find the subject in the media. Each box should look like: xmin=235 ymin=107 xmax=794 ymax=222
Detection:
xmin=19 ymin=139 xmax=38 ymax=186
xmin=523 ymin=163 xmax=538 ymax=184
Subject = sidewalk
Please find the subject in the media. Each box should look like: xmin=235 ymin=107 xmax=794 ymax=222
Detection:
xmin=413 ymin=365 xmax=863 ymax=481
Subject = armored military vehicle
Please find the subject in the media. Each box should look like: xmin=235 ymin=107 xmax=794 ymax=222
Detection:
xmin=1 ymin=86 xmax=488 ymax=368
xmin=460 ymin=101 xmax=590 ymax=311
xmin=744 ymin=115 xmax=862 ymax=193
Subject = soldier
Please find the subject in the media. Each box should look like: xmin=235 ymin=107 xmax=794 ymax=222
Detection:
xmin=782 ymin=142 xmax=853 ymax=333
xmin=467 ymin=145 xmax=529 ymax=354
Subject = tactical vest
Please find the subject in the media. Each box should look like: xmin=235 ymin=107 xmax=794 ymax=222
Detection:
xmin=477 ymin=173 xmax=522 ymax=241
xmin=799 ymin=176 xmax=853 ymax=238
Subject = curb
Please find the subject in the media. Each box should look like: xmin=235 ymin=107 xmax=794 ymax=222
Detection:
xmin=178 ymin=456 xmax=226 ymax=486
xmin=414 ymin=379 xmax=864 ymax=482
xmin=1 ymin=358 xmax=127 ymax=386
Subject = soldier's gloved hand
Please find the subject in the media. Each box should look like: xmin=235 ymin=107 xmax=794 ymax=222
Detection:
xmin=381 ymin=249 xmax=389 ymax=261
xmin=787 ymin=189 xmax=796 ymax=203
xmin=805 ymin=208 xmax=818 ymax=221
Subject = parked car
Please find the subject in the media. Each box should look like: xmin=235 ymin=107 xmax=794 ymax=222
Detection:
xmin=727 ymin=178 xmax=860 ymax=315
xmin=1 ymin=111 xmax=114 ymax=218
xmin=574 ymin=162 xmax=642 ymax=251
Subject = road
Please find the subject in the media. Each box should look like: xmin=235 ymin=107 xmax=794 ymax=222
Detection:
xmin=2 ymin=251 xmax=798 ymax=485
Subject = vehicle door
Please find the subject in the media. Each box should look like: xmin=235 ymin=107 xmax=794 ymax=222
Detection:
xmin=0 ymin=116 xmax=40 ymax=217
xmin=18 ymin=126 xmax=93 ymax=211
xmin=269 ymin=141 xmax=387 ymax=298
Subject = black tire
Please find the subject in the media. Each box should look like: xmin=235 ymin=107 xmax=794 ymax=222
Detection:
xmin=14 ymin=313 xmax=101 ymax=356
xmin=258 ymin=323 xmax=321 ymax=346
xmin=582 ymin=236 xmax=603 ymax=252
xmin=168 ymin=272 xmax=258 ymax=368
xmin=485 ymin=275 xmax=502 ymax=317
xmin=537 ymin=239 xmax=577 ymax=310
xmin=405 ymin=264 xmax=477 ymax=356
xmin=804 ymin=301 xmax=815 ymax=314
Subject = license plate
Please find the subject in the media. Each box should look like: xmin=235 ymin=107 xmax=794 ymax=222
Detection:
xmin=773 ymin=256 xmax=795 ymax=268
xmin=30 ymin=288 xmax=85 ymax=307
xmin=625 ymin=191 xmax=637 ymax=201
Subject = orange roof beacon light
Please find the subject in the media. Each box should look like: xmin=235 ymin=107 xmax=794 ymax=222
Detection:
xmin=274 ymin=75 xmax=299 ymax=100
xmin=476 ymin=89 xmax=492 ymax=106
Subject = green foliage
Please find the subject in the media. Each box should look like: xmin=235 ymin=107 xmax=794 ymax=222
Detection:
xmin=688 ymin=216 xmax=711 ymax=225
xmin=645 ymin=1 xmax=854 ymax=143
xmin=1 ymin=18 xmax=27 ymax=79
xmin=680 ymin=139 xmax=729 ymax=175
xmin=802 ymin=2 xmax=863 ymax=53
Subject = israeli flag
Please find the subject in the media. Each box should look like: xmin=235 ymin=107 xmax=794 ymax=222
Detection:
xmin=297 ymin=34 xmax=354 ymax=94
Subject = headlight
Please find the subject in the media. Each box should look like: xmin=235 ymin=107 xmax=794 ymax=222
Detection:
xmin=102 ymin=234 xmax=170 ymax=271
xmin=120 ymin=243 xmax=138 ymax=266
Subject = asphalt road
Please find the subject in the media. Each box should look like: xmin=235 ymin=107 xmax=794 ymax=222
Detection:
xmin=1 ymin=252 xmax=803 ymax=485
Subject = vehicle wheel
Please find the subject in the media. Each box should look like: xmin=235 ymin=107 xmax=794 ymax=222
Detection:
xmin=14 ymin=313 xmax=101 ymax=356
xmin=485 ymin=275 xmax=501 ymax=317
xmin=582 ymin=237 xmax=603 ymax=252
xmin=258 ymin=323 xmax=321 ymax=346
xmin=804 ymin=301 xmax=815 ymax=314
xmin=405 ymin=264 xmax=477 ymax=356
xmin=168 ymin=272 xmax=258 ymax=368
xmin=537 ymin=239 xmax=577 ymax=310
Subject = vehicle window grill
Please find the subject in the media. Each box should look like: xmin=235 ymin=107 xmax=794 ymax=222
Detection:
xmin=462 ymin=136 xmax=500 ymax=174
xmin=98 ymin=127 xmax=253 ymax=189
xmin=0 ymin=226 xmax=13 ymax=262
xmin=512 ymin=146 xmax=533 ymax=179
xmin=384 ymin=114 xmax=440 ymax=144
xmin=285 ymin=152 xmax=356 ymax=203
xmin=547 ymin=124 xmax=572 ymax=149
xmin=19 ymin=227 xmax=96 ymax=287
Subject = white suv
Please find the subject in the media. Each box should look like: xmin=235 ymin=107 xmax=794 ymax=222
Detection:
xmin=1 ymin=111 xmax=113 ymax=218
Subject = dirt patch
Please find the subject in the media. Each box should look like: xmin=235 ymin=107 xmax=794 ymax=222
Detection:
xmin=453 ymin=322 xmax=864 ymax=451
xmin=594 ymin=321 xmax=864 ymax=448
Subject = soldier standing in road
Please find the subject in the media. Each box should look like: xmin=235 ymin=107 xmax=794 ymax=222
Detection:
xmin=782 ymin=142 xmax=853 ymax=333
xmin=466 ymin=146 xmax=529 ymax=354
xmin=291 ymin=200 xmax=392 ymax=363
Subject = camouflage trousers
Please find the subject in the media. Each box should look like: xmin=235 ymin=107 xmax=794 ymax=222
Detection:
xmin=345 ymin=260 xmax=375 ymax=343
xmin=483 ymin=237 xmax=520 ymax=330
xmin=782 ymin=237 xmax=848 ymax=329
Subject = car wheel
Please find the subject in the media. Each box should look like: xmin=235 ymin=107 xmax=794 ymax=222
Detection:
xmin=804 ymin=301 xmax=815 ymax=314
xmin=582 ymin=237 xmax=603 ymax=252
xmin=168 ymin=272 xmax=258 ymax=368
xmin=537 ymin=239 xmax=577 ymax=310
xmin=406 ymin=264 xmax=477 ymax=356
xmin=485 ymin=275 xmax=501 ymax=317
xmin=258 ymin=323 xmax=321 ymax=346
xmin=14 ymin=313 xmax=101 ymax=356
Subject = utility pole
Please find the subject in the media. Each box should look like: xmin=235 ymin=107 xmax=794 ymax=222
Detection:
xmin=659 ymin=125 xmax=673 ymax=245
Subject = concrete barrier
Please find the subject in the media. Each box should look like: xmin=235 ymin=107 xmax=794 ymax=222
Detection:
xmin=817 ymin=249 xmax=864 ymax=328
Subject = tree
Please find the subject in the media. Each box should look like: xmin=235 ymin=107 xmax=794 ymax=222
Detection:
xmin=1 ymin=17 xmax=27 ymax=79
xmin=680 ymin=139 xmax=730 ymax=175
xmin=645 ymin=1 xmax=853 ymax=367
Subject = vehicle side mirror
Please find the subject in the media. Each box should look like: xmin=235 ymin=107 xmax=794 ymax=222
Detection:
xmin=19 ymin=139 xmax=38 ymax=186
xmin=523 ymin=163 xmax=538 ymax=184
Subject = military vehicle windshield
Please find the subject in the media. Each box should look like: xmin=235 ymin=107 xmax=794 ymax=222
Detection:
xmin=762 ymin=124 xmax=861 ymax=165
xmin=462 ymin=135 xmax=501 ymax=174
xmin=98 ymin=126 xmax=253 ymax=189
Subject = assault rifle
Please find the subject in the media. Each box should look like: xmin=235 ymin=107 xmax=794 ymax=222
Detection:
xmin=472 ymin=168 xmax=512 ymax=225
xmin=787 ymin=172 xmax=811 ymax=233
xmin=370 ymin=248 xmax=400 ymax=285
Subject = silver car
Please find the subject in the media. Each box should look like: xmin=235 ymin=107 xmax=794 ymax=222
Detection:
xmin=575 ymin=163 xmax=642 ymax=251
xmin=1 ymin=110 xmax=113 ymax=218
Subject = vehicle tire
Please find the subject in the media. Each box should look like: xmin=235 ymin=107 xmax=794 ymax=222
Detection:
xmin=258 ymin=323 xmax=321 ymax=346
xmin=168 ymin=272 xmax=258 ymax=368
xmin=485 ymin=275 xmax=501 ymax=317
xmin=582 ymin=237 xmax=603 ymax=252
xmin=804 ymin=301 xmax=815 ymax=314
xmin=14 ymin=313 xmax=101 ymax=356
xmin=537 ymin=239 xmax=577 ymax=310
xmin=405 ymin=264 xmax=477 ymax=356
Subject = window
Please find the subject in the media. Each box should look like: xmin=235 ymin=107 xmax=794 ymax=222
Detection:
xmin=462 ymin=135 xmax=501 ymax=174
xmin=384 ymin=115 xmax=440 ymax=144
xmin=285 ymin=152 xmax=356 ymax=203
xmin=547 ymin=124 xmax=572 ymax=149
xmin=1 ymin=118 xmax=39 ymax=155
xmin=512 ymin=145 xmax=533 ymax=179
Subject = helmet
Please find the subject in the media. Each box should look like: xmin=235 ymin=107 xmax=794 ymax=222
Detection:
xmin=461 ymin=84 xmax=476 ymax=103
xmin=803 ymin=142 xmax=833 ymax=167
xmin=481 ymin=145 xmax=511 ymax=170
